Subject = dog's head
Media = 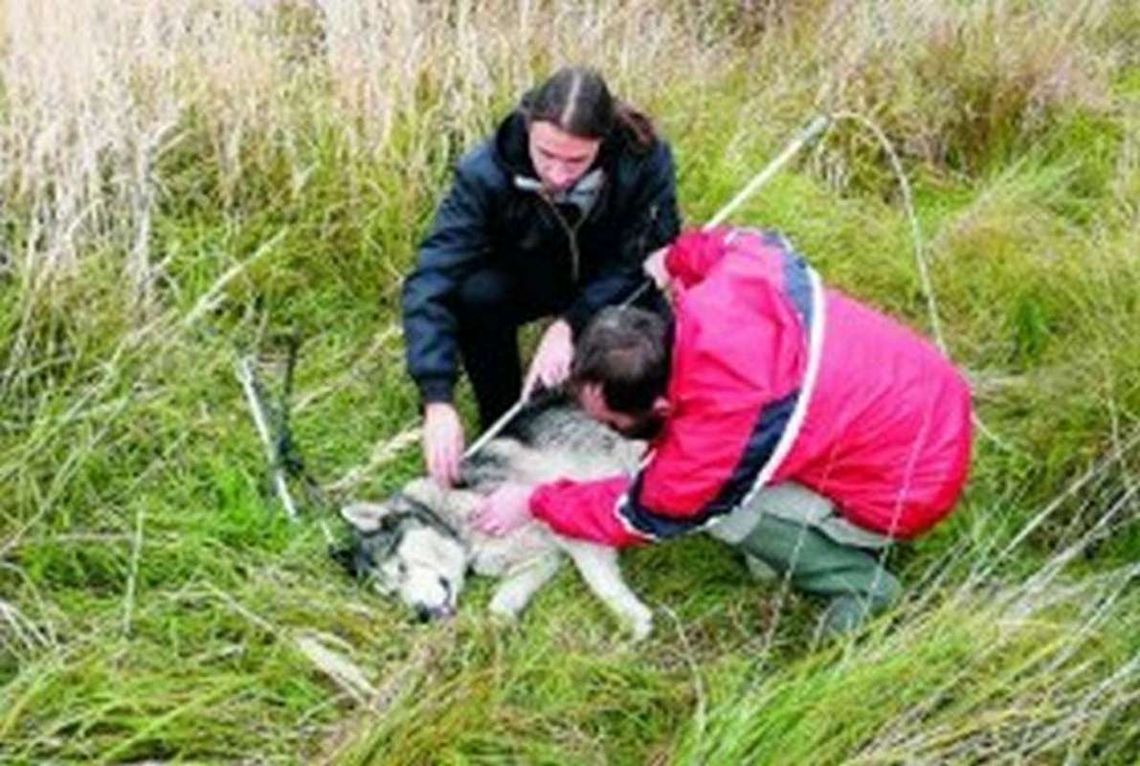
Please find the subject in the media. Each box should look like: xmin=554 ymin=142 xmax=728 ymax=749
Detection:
xmin=335 ymin=480 xmax=469 ymax=622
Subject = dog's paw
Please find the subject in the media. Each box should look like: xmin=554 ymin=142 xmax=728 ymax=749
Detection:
xmin=627 ymin=605 xmax=654 ymax=642
xmin=488 ymin=593 xmax=524 ymax=621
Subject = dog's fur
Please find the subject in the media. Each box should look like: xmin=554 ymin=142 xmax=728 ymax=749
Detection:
xmin=336 ymin=393 xmax=653 ymax=639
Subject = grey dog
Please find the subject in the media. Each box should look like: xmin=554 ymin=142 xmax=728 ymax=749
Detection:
xmin=334 ymin=392 xmax=654 ymax=639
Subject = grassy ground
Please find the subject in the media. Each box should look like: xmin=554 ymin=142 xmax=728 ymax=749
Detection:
xmin=2 ymin=0 xmax=1139 ymax=762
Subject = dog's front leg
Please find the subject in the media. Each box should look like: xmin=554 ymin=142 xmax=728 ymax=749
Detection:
xmin=561 ymin=540 xmax=653 ymax=640
xmin=488 ymin=552 xmax=562 ymax=620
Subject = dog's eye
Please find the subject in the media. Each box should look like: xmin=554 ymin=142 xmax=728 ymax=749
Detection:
xmin=438 ymin=576 xmax=451 ymax=597
xmin=380 ymin=559 xmax=406 ymax=584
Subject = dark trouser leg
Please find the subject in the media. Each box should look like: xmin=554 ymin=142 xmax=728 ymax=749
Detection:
xmin=735 ymin=513 xmax=901 ymax=636
xmin=455 ymin=270 xmax=525 ymax=428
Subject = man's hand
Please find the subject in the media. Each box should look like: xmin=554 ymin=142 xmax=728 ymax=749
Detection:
xmin=524 ymin=319 xmax=574 ymax=396
xmin=471 ymin=482 xmax=535 ymax=537
xmin=642 ymin=246 xmax=670 ymax=291
xmin=423 ymin=402 xmax=464 ymax=487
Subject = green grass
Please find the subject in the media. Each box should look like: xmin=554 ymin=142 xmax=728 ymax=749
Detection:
xmin=2 ymin=0 xmax=1140 ymax=762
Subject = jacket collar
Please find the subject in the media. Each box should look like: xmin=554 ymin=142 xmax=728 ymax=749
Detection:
xmin=512 ymin=167 xmax=606 ymax=216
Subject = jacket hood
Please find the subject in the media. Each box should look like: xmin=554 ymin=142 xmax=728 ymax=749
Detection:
xmin=491 ymin=110 xmax=535 ymax=177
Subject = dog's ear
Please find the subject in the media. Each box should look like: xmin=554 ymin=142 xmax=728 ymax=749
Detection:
xmin=340 ymin=502 xmax=395 ymax=533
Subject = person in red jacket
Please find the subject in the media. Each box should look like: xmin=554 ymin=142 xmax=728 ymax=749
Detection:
xmin=473 ymin=226 xmax=973 ymax=635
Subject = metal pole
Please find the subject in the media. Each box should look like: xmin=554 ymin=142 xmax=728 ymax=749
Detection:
xmin=236 ymin=355 xmax=300 ymax=520
xmin=704 ymin=115 xmax=830 ymax=229
xmin=463 ymin=397 xmax=528 ymax=459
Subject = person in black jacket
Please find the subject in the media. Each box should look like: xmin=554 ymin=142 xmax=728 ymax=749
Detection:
xmin=402 ymin=66 xmax=680 ymax=486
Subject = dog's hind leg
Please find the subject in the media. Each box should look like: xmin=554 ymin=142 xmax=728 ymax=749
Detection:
xmin=488 ymin=553 xmax=562 ymax=620
xmin=561 ymin=541 xmax=653 ymax=640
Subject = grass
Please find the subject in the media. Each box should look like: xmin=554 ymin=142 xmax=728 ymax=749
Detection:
xmin=2 ymin=0 xmax=1140 ymax=762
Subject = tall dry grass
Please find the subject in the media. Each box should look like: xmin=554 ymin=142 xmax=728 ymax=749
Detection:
xmin=0 ymin=0 xmax=729 ymax=284
xmin=0 ymin=0 xmax=740 ymax=473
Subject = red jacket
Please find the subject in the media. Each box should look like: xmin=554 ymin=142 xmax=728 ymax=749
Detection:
xmin=530 ymin=227 xmax=973 ymax=547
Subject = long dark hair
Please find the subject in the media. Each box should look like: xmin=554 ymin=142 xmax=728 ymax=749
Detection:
xmin=522 ymin=66 xmax=657 ymax=151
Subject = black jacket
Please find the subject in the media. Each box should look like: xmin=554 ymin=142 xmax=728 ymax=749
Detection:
xmin=401 ymin=109 xmax=680 ymax=403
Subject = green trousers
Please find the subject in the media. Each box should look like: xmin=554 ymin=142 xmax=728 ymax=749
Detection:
xmin=709 ymin=484 xmax=902 ymax=635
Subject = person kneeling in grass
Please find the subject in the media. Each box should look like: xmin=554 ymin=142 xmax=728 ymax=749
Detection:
xmin=473 ymin=226 xmax=973 ymax=636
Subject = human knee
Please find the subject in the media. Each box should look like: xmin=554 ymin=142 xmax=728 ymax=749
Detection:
xmin=867 ymin=565 xmax=902 ymax=610
xmin=457 ymin=270 xmax=512 ymax=316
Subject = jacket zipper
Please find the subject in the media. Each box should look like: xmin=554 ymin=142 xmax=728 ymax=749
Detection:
xmin=540 ymin=196 xmax=586 ymax=284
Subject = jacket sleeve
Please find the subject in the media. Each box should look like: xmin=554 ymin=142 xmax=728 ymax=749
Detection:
xmin=532 ymin=277 xmax=797 ymax=545
xmin=562 ymin=141 xmax=681 ymax=335
xmin=401 ymin=156 xmax=495 ymax=403
xmin=529 ymin=396 xmax=773 ymax=547
xmin=528 ymin=404 xmax=746 ymax=547
xmin=529 ymin=475 xmax=651 ymax=548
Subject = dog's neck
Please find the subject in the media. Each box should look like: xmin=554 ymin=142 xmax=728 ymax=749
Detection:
xmin=401 ymin=478 xmax=484 ymax=547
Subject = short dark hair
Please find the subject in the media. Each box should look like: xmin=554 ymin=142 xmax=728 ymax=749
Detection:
xmin=522 ymin=66 xmax=656 ymax=150
xmin=570 ymin=307 xmax=671 ymax=413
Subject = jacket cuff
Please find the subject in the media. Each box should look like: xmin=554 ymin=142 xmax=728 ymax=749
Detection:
xmin=417 ymin=377 xmax=455 ymax=405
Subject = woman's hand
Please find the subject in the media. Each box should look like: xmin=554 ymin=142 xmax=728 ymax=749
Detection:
xmin=642 ymin=246 xmax=671 ymax=291
xmin=423 ymin=402 xmax=464 ymax=487
xmin=524 ymin=319 xmax=574 ymax=396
